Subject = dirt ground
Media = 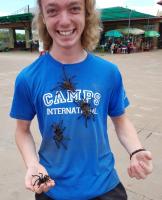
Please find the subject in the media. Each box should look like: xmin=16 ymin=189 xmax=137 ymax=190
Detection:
xmin=0 ymin=50 xmax=162 ymax=200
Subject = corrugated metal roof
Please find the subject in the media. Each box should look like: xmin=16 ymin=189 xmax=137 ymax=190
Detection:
xmin=0 ymin=13 xmax=33 ymax=24
xmin=99 ymin=7 xmax=156 ymax=22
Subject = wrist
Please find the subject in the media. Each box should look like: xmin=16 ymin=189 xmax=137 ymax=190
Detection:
xmin=130 ymin=148 xmax=146 ymax=160
xmin=26 ymin=161 xmax=39 ymax=169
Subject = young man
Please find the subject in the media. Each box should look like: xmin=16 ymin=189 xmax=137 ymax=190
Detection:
xmin=10 ymin=0 xmax=153 ymax=199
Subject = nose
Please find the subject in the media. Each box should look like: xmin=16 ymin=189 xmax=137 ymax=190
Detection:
xmin=59 ymin=11 xmax=71 ymax=27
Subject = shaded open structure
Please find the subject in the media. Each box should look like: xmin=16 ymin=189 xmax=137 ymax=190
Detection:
xmin=100 ymin=7 xmax=161 ymax=29
xmin=0 ymin=13 xmax=33 ymax=49
xmin=100 ymin=7 xmax=162 ymax=48
xmin=0 ymin=7 xmax=162 ymax=50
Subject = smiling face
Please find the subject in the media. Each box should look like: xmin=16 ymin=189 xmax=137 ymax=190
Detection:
xmin=40 ymin=0 xmax=85 ymax=51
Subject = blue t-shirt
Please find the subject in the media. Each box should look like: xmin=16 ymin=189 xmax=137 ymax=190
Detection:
xmin=10 ymin=52 xmax=129 ymax=200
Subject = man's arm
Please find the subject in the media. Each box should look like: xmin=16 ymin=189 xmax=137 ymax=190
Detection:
xmin=111 ymin=114 xmax=143 ymax=154
xmin=111 ymin=113 xmax=153 ymax=179
xmin=15 ymin=120 xmax=55 ymax=193
xmin=15 ymin=120 xmax=39 ymax=169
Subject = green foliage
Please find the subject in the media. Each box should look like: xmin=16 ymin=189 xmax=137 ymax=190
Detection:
xmin=0 ymin=31 xmax=9 ymax=40
xmin=16 ymin=33 xmax=25 ymax=41
xmin=0 ymin=31 xmax=25 ymax=41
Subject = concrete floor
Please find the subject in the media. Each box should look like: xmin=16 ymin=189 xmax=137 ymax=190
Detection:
xmin=0 ymin=50 xmax=162 ymax=200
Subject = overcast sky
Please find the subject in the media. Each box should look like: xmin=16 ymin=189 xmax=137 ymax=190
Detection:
xmin=0 ymin=0 xmax=162 ymax=16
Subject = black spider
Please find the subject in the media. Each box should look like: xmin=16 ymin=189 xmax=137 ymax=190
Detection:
xmin=51 ymin=65 xmax=76 ymax=94
xmin=32 ymin=173 xmax=51 ymax=187
xmin=52 ymin=120 xmax=70 ymax=150
xmin=74 ymin=97 xmax=95 ymax=128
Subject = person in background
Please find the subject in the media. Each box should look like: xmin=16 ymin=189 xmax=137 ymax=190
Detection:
xmin=110 ymin=42 xmax=115 ymax=54
xmin=38 ymin=40 xmax=45 ymax=56
xmin=10 ymin=0 xmax=153 ymax=199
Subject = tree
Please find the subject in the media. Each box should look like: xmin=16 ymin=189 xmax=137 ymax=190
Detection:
xmin=16 ymin=33 xmax=25 ymax=41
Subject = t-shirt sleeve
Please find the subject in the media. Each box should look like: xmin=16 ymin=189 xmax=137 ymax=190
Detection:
xmin=108 ymin=66 xmax=129 ymax=117
xmin=10 ymin=72 xmax=36 ymax=121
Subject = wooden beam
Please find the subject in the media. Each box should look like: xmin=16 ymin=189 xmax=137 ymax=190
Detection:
xmin=0 ymin=21 xmax=31 ymax=29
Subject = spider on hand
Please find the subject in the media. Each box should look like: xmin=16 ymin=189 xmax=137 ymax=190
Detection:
xmin=32 ymin=173 xmax=51 ymax=187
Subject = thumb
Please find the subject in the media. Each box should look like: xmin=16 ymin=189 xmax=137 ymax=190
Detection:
xmin=25 ymin=177 xmax=34 ymax=192
xmin=25 ymin=171 xmax=35 ymax=192
xmin=144 ymin=151 xmax=152 ymax=160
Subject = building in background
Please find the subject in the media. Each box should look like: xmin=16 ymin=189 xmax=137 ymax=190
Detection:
xmin=100 ymin=7 xmax=162 ymax=50
xmin=0 ymin=6 xmax=162 ymax=51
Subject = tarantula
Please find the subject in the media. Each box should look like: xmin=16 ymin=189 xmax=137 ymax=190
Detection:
xmin=52 ymin=120 xmax=70 ymax=150
xmin=51 ymin=65 xmax=76 ymax=94
xmin=32 ymin=173 xmax=51 ymax=187
xmin=74 ymin=98 xmax=95 ymax=128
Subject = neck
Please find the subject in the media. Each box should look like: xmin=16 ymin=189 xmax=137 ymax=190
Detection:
xmin=50 ymin=45 xmax=87 ymax=64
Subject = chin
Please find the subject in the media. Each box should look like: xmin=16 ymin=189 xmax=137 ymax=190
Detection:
xmin=56 ymin=40 xmax=81 ymax=49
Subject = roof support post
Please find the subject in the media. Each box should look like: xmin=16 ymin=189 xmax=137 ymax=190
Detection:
xmin=8 ymin=28 xmax=14 ymax=49
xmin=153 ymin=23 xmax=160 ymax=49
xmin=128 ymin=9 xmax=132 ymax=38
xmin=25 ymin=28 xmax=30 ymax=49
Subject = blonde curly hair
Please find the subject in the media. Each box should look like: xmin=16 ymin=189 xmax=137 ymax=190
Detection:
xmin=32 ymin=0 xmax=101 ymax=51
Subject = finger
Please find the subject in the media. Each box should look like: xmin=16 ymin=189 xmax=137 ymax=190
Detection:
xmin=131 ymin=169 xmax=141 ymax=179
xmin=42 ymin=180 xmax=55 ymax=192
xmin=48 ymin=179 xmax=55 ymax=187
xmin=130 ymin=162 xmax=142 ymax=179
xmin=144 ymin=151 xmax=152 ymax=161
xmin=129 ymin=163 xmax=140 ymax=179
xmin=34 ymin=184 xmax=44 ymax=194
xmin=127 ymin=167 xmax=134 ymax=178
xmin=25 ymin=176 xmax=35 ymax=192
xmin=131 ymin=164 xmax=146 ymax=179
xmin=137 ymin=151 xmax=152 ymax=162
xmin=25 ymin=182 xmax=35 ymax=192
xmin=129 ymin=166 xmax=140 ymax=179
xmin=139 ymin=161 xmax=153 ymax=175
xmin=42 ymin=184 xmax=49 ymax=193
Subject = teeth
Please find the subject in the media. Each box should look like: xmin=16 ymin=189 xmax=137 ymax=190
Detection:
xmin=59 ymin=30 xmax=73 ymax=36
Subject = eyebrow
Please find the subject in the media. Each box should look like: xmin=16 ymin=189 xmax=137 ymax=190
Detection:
xmin=68 ymin=1 xmax=82 ymax=6
xmin=45 ymin=3 xmax=57 ymax=8
xmin=45 ymin=1 xmax=82 ymax=8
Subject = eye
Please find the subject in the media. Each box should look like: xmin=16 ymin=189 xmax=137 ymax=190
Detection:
xmin=47 ymin=8 xmax=58 ymax=16
xmin=70 ymin=6 xmax=81 ymax=14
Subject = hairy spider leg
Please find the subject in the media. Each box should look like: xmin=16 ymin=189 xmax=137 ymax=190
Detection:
xmin=74 ymin=97 xmax=96 ymax=128
xmin=59 ymin=119 xmax=64 ymax=127
xmin=78 ymin=114 xmax=92 ymax=128
xmin=32 ymin=173 xmax=44 ymax=187
xmin=62 ymin=65 xmax=77 ymax=82
xmin=54 ymin=138 xmax=61 ymax=149
xmin=32 ymin=177 xmax=40 ymax=186
xmin=54 ymin=137 xmax=70 ymax=150
xmin=52 ymin=120 xmax=70 ymax=150
xmin=50 ymin=84 xmax=62 ymax=92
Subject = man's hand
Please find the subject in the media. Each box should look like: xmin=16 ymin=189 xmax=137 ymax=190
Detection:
xmin=25 ymin=163 xmax=55 ymax=194
xmin=127 ymin=150 xmax=153 ymax=179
